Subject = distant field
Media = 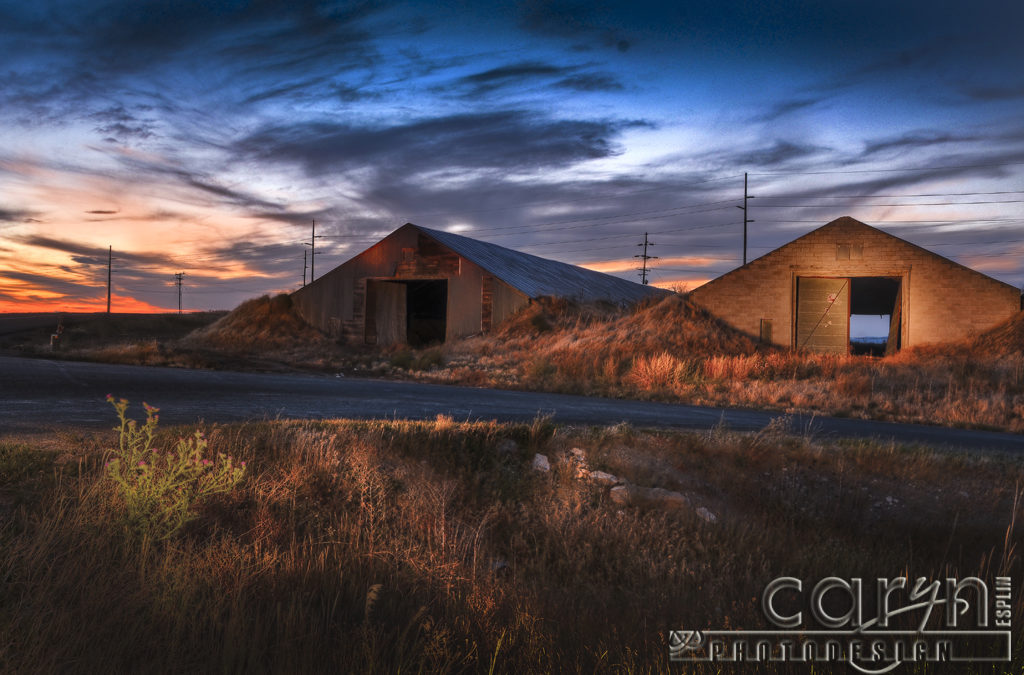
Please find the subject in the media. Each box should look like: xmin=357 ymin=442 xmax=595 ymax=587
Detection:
xmin=0 ymin=311 xmax=225 ymax=351
xmin=8 ymin=293 xmax=1024 ymax=434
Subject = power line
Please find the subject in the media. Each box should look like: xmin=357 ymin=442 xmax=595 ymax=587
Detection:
xmin=756 ymin=190 xmax=1024 ymax=198
xmin=464 ymin=198 xmax=739 ymax=235
xmin=748 ymin=160 xmax=1024 ymax=175
xmin=410 ymin=173 xmax=745 ymax=218
xmin=749 ymin=200 xmax=1024 ymax=207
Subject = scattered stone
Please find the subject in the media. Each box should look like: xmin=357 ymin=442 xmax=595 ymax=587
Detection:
xmin=609 ymin=485 xmax=632 ymax=506
xmin=531 ymin=453 xmax=550 ymax=472
xmin=496 ymin=439 xmax=519 ymax=455
xmin=639 ymin=486 xmax=690 ymax=510
xmin=696 ymin=507 xmax=717 ymax=523
xmin=589 ymin=470 xmax=619 ymax=486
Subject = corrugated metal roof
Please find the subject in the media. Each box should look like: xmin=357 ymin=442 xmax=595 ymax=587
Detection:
xmin=413 ymin=224 xmax=669 ymax=304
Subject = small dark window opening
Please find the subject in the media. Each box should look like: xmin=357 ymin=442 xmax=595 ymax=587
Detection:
xmin=405 ymin=279 xmax=447 ymax=346
xmin=849 ymin=277 xmax=901 ymax=356
xmin=760 ymin=319 xmax=773 ymax=344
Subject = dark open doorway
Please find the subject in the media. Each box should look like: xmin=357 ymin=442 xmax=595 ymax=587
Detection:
xmin=405 ymin=279 xmax=447 ymax=346
xmin=849 ymin=277 xmax=901 ymax=356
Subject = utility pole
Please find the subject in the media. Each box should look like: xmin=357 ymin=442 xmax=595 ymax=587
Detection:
xmin=634 ymin=232 xmax=658 ymax=285
xmin=304 ymin=219 xmax=323 ymax=282
xmin=302 ymin=249 xmax=308 ymax=287
xmin=174 ymin=272 xmax=185 ymax=314
xmin=736 ymin=172 xmax=755 ymax=265
xmin=106 ymin=245 xmax=112 ymax=313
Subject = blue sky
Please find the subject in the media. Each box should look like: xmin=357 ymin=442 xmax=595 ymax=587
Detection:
xmin=1 ymin=0 xmax=1022 ymax=311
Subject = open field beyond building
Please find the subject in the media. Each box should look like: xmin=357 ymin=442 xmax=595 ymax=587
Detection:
xmin=10 ymin=292 xmax=1024 ymax=434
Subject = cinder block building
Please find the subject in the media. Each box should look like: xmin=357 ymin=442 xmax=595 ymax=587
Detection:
xmin=292 ymin=222 xmax=667 ymax=346
xmin=689 ymin=216 xmax=1021 ymax=354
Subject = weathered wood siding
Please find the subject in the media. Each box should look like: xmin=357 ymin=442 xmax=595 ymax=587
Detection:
xmin=292 ymin=225 xmax=506 ymax=344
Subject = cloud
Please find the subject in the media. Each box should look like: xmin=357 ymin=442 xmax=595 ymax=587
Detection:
xmin=0 ymin=0 xmax=392 ymax=126
xmin=109 ymin=154 xmax=286 ymax=211
xmin=862 ymin=131 xmax=978 ymax=157
xmin=457 ymin=61 xmax=572 ymax=93
xmin=960 ymin=83 xmax=1024 ymax=102
xmin=15 ymin=235 xmax=168 ymax=267
xmin=0 ymin=268 xmax=106 ymax=298
xmin=0 ymin=207 xmax=37 ymax=222
xmin=88 ymin=103 xmax=157 ymax=143
xmin=447 ymin=60 xmax=623 ymax=97
xmin=554 ymin=73 xmax=623 ymax=92
xmin=233 ymin=110 xmax=648 ymax=177
xmin=517 ymin=0 xmax=632 ymax=52
xmin=751 ymin=96 xmax=825 ymax=122
xmin=724 ymin=140 xmax=827 ymax=169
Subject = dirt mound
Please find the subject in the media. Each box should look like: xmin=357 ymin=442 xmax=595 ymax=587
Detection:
xmin=970 ymin=310 xmax=1024 ymax=356
xmin=617 ymin=293 xmax=762 ymax=356
xmin=495 ymin=296 xmax=622 ymax=337
xmin=181 ymin=295 xmax=338 ymax=356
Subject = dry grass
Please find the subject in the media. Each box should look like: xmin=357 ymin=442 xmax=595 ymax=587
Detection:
xmin=416 ymin=295 xmax=1024 ymax=433
xmin=28 ymin=293 xmax=1024 ymax=432
xmin=1 ymin=416 xmax=1022 ymax=673
xmin=57 ymin=295 xmax=350 ymax=372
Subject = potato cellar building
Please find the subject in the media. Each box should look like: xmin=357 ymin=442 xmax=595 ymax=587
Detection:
xmin=689 ymin=216 xmax=1021 ymax=354
xmin=292 ymin=223 xmax=667 ymax=346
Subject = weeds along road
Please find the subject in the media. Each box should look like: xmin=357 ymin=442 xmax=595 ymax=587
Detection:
xmin=2 ymin=354 xmax=1023 ymax=452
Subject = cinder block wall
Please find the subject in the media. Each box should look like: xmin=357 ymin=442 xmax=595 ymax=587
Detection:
xmin=689 ymin=217 xmax=1020 ymax=348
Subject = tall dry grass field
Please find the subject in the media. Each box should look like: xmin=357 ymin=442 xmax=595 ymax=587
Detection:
xmin=2 ymin=413 xmax=1021 ymax=673
xmin=40 ymin=293 xmax=1024 ymax=433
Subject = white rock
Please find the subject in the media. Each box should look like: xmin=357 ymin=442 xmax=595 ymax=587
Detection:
xmin=589 ymin=470 xmax=619 ymax=486
xmin=696 ymin=507 xmax=717 ymax=523
xmin=531 ymin=453 xmax=551 ymax=472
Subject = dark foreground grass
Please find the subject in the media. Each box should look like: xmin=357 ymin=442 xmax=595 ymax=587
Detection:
xmin=1 ymin=416 xmax=1022 ymax=673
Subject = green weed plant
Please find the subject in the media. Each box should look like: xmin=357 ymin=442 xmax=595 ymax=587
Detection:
xmin=104 ymin=395 xmax=245 ymax=539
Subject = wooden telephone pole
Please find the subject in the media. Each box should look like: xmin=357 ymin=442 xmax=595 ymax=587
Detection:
xmin=736 ymin=172 xmax=755 ymax=265
xmin=174 ymin=272 xmax=185 ymax=314
xmin=304 ymin=220 xmax=323 ymax=282
xmin=106 ymin=246 xmax=112 ymax=313
xmin=635 ymin=232 xmax=658 ymax=285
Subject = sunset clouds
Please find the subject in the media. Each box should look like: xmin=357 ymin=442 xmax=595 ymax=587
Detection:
xmin=1 ymin=0 xmax=1023 ymax=311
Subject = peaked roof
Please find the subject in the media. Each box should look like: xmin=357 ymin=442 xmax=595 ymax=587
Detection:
xmin=703 ymin=215 xmax=1018 ymax=292
xmin=409 ymin=224 xmax=668 ymax=304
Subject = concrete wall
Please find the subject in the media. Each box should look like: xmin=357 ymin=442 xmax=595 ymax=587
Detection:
xmin=689 ymin=217 xmax=1020 ymax=349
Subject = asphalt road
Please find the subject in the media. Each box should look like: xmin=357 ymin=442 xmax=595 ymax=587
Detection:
xmin=1 ymin=354 xmax=1023 ymax=453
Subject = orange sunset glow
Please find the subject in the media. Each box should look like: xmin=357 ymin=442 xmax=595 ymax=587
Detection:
xmin=2 ymin=0 xmax=1022 ymax=314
